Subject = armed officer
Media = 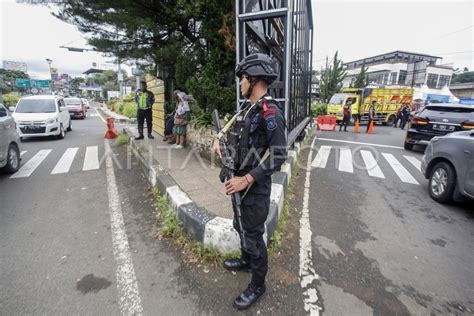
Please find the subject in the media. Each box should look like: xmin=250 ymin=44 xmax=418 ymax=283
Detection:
xmin=213 ymin=53 xmax=287 ymax=310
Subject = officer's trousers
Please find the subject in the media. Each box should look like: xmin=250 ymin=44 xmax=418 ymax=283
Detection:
xmin=137 ymin=108 xmax=153 ymax=136
xmin=233 ymin=193 xmax=270 ymax=287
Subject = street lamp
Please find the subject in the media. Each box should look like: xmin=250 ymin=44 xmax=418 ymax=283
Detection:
xmin=46 ymin=58 xmax=53 ymax=93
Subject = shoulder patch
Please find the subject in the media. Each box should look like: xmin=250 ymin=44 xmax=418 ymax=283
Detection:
xmin=266 ymin=117 xmax=277 ymax=130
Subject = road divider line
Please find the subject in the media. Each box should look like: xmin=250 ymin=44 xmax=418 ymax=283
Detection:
xmin=360 ymin=150 xmax=385 ymax=178
xmin=104 ymin=140 xmax=143 ymax=315
xmin=338 ymin=147 xmax=353 ymax=173
xmin=51 ymin=147 xmax=79 ymax=174
xmin=11 ymin=149 xmax=51 ymax=179
xmin=311 ymin=145 xmax=331 ymax=169
xmin=83 ymin=146 xmax=100 ymax=171
xmin=382 ymin=153 xmax=419 ymax=185
xmin=20 ymin=151 xmax=27 ymax=157
xmin=94 ymin=106 xmax=107 ymax=124
xmin=404 ymin=155 xmax=422 ymax=173
xmin=316 ymin=137 xmax=405 ymax=150
xmin=299 ymin=136 xmax=322 ymax=315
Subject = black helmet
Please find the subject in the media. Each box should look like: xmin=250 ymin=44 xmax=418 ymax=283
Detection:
xmin=235 ymin=53 xmax=278 ymax=84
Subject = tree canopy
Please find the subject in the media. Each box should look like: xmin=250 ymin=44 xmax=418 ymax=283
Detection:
xmin=52 ymin=0 xmax=236 ymax=113
xmin=319 ymin=52 xmax=346 ymax=103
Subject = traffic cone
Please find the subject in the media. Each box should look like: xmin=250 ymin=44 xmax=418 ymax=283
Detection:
xmin=368 ymin=120 xmax=374 ymax=134
xmin=111 ymin=103 xmax=115 ymax=112
xmin=354 ymin=118 xmax=360 ymax=133
xmin=105 ymin=117 xmax=119 ymax=139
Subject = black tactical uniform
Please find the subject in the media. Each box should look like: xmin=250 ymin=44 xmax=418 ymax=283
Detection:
xmin=224 ymin=53 xmax=287 ymax=310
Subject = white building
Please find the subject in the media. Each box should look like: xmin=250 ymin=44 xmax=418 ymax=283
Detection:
xmin=343 ymin=51 xmax=453 ymax=90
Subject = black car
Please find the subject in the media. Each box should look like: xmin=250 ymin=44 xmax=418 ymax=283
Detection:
xmin=404 ymin=103 xmax=474 ymax=150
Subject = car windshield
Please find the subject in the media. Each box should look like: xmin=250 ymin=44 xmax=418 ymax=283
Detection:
xmin=64 ymin=98 xmax=82 ymax=106
xmin=15 ymin=99 xmax=56 ymax=113
xmin=329 ymin=94 xmax=350 ymax=105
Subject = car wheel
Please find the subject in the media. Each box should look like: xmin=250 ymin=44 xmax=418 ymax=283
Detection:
xmin=386 ymin=115 xmax=395 ymax=126
xmin=3 ymin=144 xmax=20 ymax=173
xmin=57 ymin=124 xmax=65 ymax=139
xmin=404 ymin=141 xmax=414 ymax=150
xmin=67 ymin=120 xmax=72 ymax=131
xmin=429 ymin=161 xmax=456 ymax=203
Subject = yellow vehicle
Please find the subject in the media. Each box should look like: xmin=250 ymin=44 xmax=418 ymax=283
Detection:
xmin=327 ymin=88 xmax=414 ymax=125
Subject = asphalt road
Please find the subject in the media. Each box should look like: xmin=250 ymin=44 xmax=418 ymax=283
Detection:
xmin=0 ymin=105 xmax=197 ymax=314
xmin=292 ymin=125 xmax=474 ymax=315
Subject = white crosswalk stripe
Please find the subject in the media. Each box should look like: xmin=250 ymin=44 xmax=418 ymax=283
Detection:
xmin=11 ymin=149 xmax=52 ymax=178
xmin=83 ymin=146 xmax=100 ymax=171
xmin=382 ymin=153 xmax=419 ymax=185
xmin=311 ymin=145 xmax=331 ymax=169
xmin=20 ymin=151 xmax=27 ymax=157
xmin=404 ymin=155 xmax=422 ymax=173
xmin=360 ymin=150 xmax=385 ymax=178
xmin=338 ymin=147 xmax=353 ymax=173
xmin=51 ymin=147 xmax=79 ymax=174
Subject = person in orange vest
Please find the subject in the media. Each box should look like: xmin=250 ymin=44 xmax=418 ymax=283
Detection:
xmin=339 ymin=100 xmax=352 ymax=132
xmin=367 ymin=101 xmax=376 ymax=133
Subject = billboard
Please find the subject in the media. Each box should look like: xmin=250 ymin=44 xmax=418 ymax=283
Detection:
xmin=3 ymin=60 xmax=28 ymax=73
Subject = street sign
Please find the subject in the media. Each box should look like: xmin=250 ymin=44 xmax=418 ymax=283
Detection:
xmin=33 ymin=80 xmax=50 ymax=88
xmin=117 ymin=73 xmax=124 ymax=82
xmin=16 ymin=78 xmax=31 ymax=88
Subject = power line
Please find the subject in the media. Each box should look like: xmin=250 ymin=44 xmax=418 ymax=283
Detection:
xmin=434 ymin=24 xmax=474 ymax=39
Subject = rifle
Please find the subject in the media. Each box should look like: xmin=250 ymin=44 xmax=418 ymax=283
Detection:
xmin=212 ymin=109 xmax=248 ymax=251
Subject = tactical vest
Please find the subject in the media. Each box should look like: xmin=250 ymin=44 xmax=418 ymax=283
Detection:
xmin=229 ymin=96 xmax=280 ymax=170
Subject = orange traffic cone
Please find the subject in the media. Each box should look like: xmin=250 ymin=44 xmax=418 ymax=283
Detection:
xmin=111 ymin=103 xmax=115 ymax=112
xmin=354 ymin=118 xmax=360 ymax=133
xmin=368 ymin=120 xmax=374 ymax=134
xmin=105 ymin=117 xmax=119 ymax=139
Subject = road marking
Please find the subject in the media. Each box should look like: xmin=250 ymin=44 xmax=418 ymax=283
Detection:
xmin=11 ymin=149 xmax=51 ymax=178
xmin=338 ymin=147 xmax=353 ymax=173
xmin=51 ymin=147 xmax=79 ymax=174
xmin=360 ymin=150 xmax=385 ymax=178
xmin=404 ymin=155 xmax=422 ymax=173
xmin=83 ymin=146 xmax=100 ymax=171
xmin=382 ymin=153 xmax=419 ymax=185
xmin=316 ymin=137 xmax=405 ymax=150
xmin=94 ymin=107 xmax=106 ymax=124
xmin=311 ymin=145 xmax=331 ymax=169
xmin=104 ymin=140 xmax=143 ymax=315
xmin=20 ymin=151 xmax=27 ymax=156
xmin=299 ymin=135 xmax=322 ymax=315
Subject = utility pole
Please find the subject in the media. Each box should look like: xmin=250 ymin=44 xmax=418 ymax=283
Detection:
xmin=46 ymin=58 xmax=53 ymax=94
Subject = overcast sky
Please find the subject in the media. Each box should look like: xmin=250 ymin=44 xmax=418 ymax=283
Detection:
xmin=0 ymin=0 xmax=473 ymax=80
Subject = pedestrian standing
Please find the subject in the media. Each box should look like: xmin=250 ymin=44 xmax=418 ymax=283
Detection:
xmin=213 ymin=53 xmax=287 ymax=310
xmin=135 ymin=79 xmax=155 ymax=140
xmin=394 ymin=106 xmax=401 ymax=128
xmin=339 ymin=100 xmax=352 ymax=132
xmin=400 ymin=103 xmax=410 ymax=130
xmin=172 ymin=90 xmax=191 ymax=149
xmin=367 ymin=100 xmax=376 ymax=133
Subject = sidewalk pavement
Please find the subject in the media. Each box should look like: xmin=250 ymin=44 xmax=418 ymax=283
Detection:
xmin=96 ymin=102 xmax=132 ymax=124
xmin=123 ymin=124 xmax=312 ymax=253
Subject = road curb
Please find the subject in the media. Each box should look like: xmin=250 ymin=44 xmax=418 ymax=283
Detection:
xmin=97 ymin=106 xmax=132 ymax=124
xmin=123 ymin=124 xmax=313 ymax=253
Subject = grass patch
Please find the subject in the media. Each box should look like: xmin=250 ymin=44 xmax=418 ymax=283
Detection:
xmin=152 ymin=188 xmax=239 ymax=266
xmin=115 ymin=132 xmax=129 ymax=146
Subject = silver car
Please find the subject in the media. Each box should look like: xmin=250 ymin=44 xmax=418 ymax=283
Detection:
xmin=0 ymin=103 xmax=21 ymax=173
xmin=421 ymin=130 xmax=474 ymax=203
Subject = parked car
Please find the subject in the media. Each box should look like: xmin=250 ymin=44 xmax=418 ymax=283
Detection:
xmin=404 ymin=103 xmax=474 ymax=150
xmin=0 ymin=103 xmax=21 ymax=173
xmin=421 ymin=131 xmax=474 ymax=203
xmin=11 ymin=95 xmax=72 ymax=140
xmin=65 ymin=97 xmax=87 ymax=119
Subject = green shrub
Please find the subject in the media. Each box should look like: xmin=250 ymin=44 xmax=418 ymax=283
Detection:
xmin=311 ymin=102 xmax=327 ymax=117
xmin=2 ymin=93 xmax=20 ymax=107
xmin=191 ymin=111 xmax=213 ymax=129
xmin=122 ymin=102 xmax=137 ymax=118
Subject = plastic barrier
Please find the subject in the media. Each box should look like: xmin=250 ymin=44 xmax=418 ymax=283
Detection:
xmin=315 ymin=115 xmax=337 ymax=131
xmin=104 ymin=117 xmax=119 ymax=139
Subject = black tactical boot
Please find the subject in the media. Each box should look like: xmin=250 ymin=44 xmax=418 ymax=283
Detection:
xmin=233 ymin=284 xmax=266 ymax=310
xmin=223 ymin=258 xmax=250 ymax=272
xmin=135 ymin=134 xmax=144 ymax=140
xmin=148 ymin=134 xmax=154 ymax=139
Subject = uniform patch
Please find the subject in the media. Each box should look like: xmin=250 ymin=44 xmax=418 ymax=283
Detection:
xmin=266 ymin=117 xmax=277 ymax=130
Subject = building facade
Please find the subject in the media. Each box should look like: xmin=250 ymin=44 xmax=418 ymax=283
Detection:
xmin=343 ymin=51 xmax=453 ymax=90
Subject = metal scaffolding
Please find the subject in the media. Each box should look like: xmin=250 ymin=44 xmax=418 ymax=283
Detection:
xmin=236 ymin=0 xmax=313 ymax=145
